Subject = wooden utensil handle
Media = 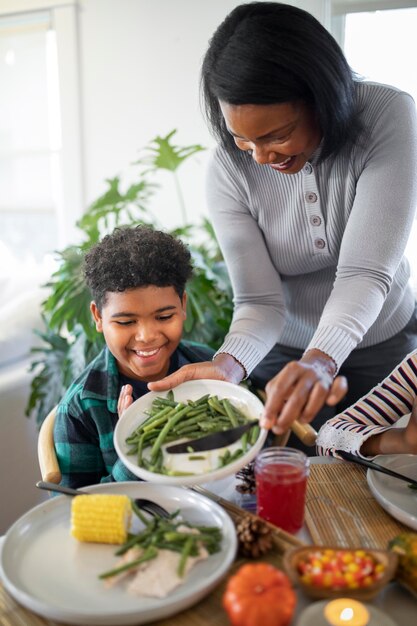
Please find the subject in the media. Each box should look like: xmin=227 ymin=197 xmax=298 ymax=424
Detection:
xmin=255 ymin=389 xmax=317 ymax=446
xmin=291 ymin=420 xmax=317 ymax=446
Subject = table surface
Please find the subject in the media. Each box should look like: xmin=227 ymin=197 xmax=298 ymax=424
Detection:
xmin=1 ymin=458 xmax=416 ymax=626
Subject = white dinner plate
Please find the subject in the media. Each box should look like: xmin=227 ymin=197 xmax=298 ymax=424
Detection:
xmin=114 ymin=380 xmax=267 ymax=485
xmin=366 ymin=454 xmax=417 ymax=531
xmin=0 ymin=482 xmax=237 ymax=625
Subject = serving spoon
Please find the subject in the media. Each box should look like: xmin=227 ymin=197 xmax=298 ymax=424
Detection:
xmin=36 ymin=480 xmax=170 ymax=518
xmin=336 ymin=451 xmax=417 ymax=488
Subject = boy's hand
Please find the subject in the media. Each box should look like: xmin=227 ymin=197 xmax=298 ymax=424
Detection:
xmin=148 ymin=354 xmax=245 ymax=392
xmin=118 ymin=384 xmax=134 ymax=417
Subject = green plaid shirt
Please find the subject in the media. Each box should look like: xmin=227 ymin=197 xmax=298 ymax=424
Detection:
xmin=54 ymin=341 xmax=214 ymax=488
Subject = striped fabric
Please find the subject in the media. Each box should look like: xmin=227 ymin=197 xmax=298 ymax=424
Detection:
xmin=316 ymin=349 xmax=417 ymax=457
xmin=207 ymin=81 xmax=417 ymax=375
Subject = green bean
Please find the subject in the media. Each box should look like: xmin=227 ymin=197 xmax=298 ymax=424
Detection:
xmin=125 ymin=392 xmax=259 ymax=472
xmin=125 ymin=405 xmax=173 ymax=442
xmin=228 ymin=448 xmax=244 ymax=462
xmin=192 ymin=525 xmax=223 ymax=535
xmin=193 ymin=393 xmax=210 ymax=406
xmin=249 ymin=424 xmax=260 ymax=445
xmin=185 ymin=406 xmax=210 ymax=418
xmin=171 ymin=428 xmax=206 ymax=438
xmin=140 ymin=457 xmax=152 ymax=470
xmin=142 ymin=406 xmax=177 ymax=433
xmin=221 ymin=399 xmax=238 ymax=427
xmin=217 ymin=449 xmax=231 ymax=468
xmin=100 ymin=510 xmax=223 ymax=581
xmin=156 ymin=542 xmax=184 ymax=553
xmin=207 ymin=396 xmax=226 ymax=415
xmin=173 ymin=416 xmax=203 ymax=433
xmin=150 ymin=404 xmax=193 ymax=462
xmin=114 ymin=523 xmax=156 ymax=556
xmin=149 ymin=447 xmax=164 ymax=472
xmin=177 ymin=536 xmax=195 ymax=577
xmin=131 ymin=499 xmax=151 ymax=526
xmin=229 ymin=403 xmax=249 ymax=423
xmin=99 ymin=546 xmax=158 ymax=579
xmin=137 ymin=435 xmax=144 ymax=466
xmin=240 ymin=431 xmax=249 ymax=452
xmin=114 ymin=535 xmax=143 ymax=556
xmin=163 ymin=531 xmax=190 ymax=542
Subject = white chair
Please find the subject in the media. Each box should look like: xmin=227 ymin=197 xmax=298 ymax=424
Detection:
xmin=37 ymin=406 xmax=61 ymax=484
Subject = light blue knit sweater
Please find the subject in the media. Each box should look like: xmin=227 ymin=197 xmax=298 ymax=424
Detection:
xmin=207 ymin=82 xmax=417 ymax=374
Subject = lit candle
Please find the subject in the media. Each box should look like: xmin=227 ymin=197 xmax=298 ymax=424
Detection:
xmin=324 ymin=599 xmax=370 ymax=626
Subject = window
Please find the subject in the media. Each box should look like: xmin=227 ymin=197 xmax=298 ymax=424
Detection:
xmin=0 ymin=11 xmax=59 ymax=263
xmin=0 ymin=0 xmax=83 ymax=270
xmin=344 ymin=6 xmax=417 ymax=103
xmin=338 ymin=3 xmax=417 ymax=288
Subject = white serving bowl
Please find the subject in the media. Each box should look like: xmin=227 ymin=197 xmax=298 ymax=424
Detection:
xmin=114 ymin=379 xmax=267 ymax=485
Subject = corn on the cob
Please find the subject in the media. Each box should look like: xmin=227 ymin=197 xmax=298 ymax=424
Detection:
xmin=389 ymin=532 xmax=417 ymax=593
xmin=71 ymin=494 xmax=132 ymax=544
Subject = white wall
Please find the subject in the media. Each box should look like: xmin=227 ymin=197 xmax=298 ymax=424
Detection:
xmin=77 ymin=0 xmax=327 ymax=231
xmin=0 ymin=0 xmax=330 ymax=233
xmin=78 ymin=0 xmax=222 ymax=229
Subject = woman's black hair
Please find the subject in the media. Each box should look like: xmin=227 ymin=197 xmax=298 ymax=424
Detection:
xmin=201 ymin=2 xmax=362 ymax=160
xmin=84 ymin=225 xmax=193 ymax=311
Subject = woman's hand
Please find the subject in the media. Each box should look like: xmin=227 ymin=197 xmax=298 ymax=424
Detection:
xmin=260 ymin=349 xmax=348 ymax=433
xmin=147 ymin=353 xmax=245 ymax=392
xmin=361 ymin=397 xmax=417 ymax=456
xmin=118 ymin=384 xmax=133 ymax=417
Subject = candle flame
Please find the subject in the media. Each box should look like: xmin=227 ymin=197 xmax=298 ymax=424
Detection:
xmin=340 ymin=608 xmax=354 ymax=621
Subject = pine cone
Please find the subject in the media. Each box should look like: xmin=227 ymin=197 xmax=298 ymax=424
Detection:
xmin=236 ymin=461 xmax=256 ymax=494
xmin=235 ymin=514 xmax=274 ymax=558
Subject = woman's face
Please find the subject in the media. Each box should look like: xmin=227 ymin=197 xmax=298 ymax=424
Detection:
xmin=219 ymin=100 xmax=321 ymax=174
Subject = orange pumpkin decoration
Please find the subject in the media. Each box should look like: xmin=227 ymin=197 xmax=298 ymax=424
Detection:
xmin=223 ymin=562 xmax=297 ymax=626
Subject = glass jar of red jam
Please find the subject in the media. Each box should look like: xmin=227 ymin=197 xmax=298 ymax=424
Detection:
xmin=255 ymin=447 xmax=310 ymax=533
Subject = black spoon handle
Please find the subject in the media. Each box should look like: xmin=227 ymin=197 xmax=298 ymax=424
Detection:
xmin=36 ymin=481 xmax=85 ymax=496
xmin=336 ymin=450 xmax=417 ymax=488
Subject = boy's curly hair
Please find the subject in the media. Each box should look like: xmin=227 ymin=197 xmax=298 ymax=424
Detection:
xmin=84 ymin=225 xmax=193 ymax=310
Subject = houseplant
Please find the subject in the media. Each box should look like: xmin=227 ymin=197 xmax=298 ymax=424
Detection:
xmin=27 ymin=130 xmax=233 ymax=427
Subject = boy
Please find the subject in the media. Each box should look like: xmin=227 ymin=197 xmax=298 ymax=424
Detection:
xmin=54 ymin=225 xmax=214 ymax=488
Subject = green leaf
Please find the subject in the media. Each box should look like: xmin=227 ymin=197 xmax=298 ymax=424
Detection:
xmin=138 ymin=130 xmax=205 ymax=173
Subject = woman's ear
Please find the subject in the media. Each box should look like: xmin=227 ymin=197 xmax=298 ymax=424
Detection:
xmin=90 ymin=301 xmax=103 ymax=332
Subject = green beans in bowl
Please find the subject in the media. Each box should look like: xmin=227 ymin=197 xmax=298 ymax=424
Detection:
xmin=114 ymin=380 xmax=267 ymax=485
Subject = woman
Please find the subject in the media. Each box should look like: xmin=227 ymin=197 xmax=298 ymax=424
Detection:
xmin=149 ymin=2 xmax=417 ymax=437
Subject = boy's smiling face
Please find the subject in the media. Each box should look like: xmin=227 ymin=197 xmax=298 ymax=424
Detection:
xmin=90 ymin=285 xmax=186 ymax=382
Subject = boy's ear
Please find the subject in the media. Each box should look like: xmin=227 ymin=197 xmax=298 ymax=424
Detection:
xmin=181 ymin=292 xmax=187 ymax=319
xmin=90 ymin=301 xmax=103 ymax=333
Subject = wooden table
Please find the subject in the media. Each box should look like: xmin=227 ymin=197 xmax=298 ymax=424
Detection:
xmin=1 ymin=459 xmax=416 ymax=626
